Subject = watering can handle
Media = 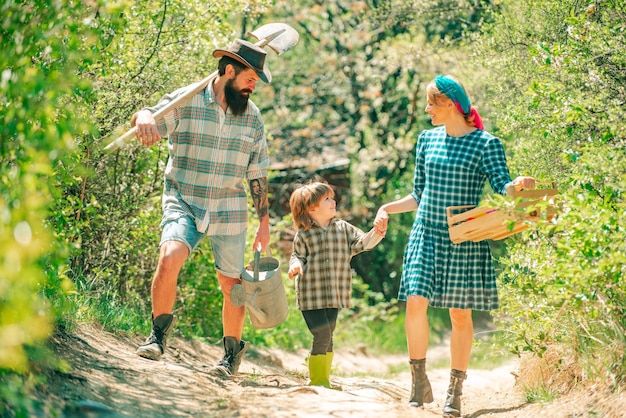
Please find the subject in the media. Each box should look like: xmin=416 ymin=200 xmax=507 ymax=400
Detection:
xmin=253 ymin=249 xmax=260 ymax=281
xmin=255 ymin=243 xmax=274 ymax=256
xmin=253 ymin=243 xmax=275 ymax=281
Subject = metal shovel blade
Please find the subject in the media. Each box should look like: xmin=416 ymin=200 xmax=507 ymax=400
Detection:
xmin=248 ymin=22 xmax=299 ymax=55
xmin=104 ymin=22 xmax=299 ymax=154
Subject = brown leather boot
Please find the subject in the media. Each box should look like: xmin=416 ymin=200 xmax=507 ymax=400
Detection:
xmin=136 ymin=314 xmax=176 ymax=361
xmin=211 ymin=336 xmax=248 ymax=377
xmin=443 ymin=369 xmax=467 ymax=417
xmin=408 ymin=358 xmax=434 ymax=407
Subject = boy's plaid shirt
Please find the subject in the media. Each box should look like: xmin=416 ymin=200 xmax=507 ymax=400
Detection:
xmin=289 ymin=219 xmax=383 ymax=311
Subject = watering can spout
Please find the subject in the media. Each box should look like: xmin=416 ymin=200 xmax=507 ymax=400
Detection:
xmin=246 ymin=289 xmax=267 ymax=322
xmin=246 ymin=304 xmax=268 ymax=322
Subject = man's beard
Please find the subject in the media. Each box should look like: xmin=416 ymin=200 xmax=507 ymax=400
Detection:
xmin=225 ymin=79 xmax=251 ymax=116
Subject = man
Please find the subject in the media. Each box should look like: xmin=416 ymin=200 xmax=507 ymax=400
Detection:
xmin=131 ymin=39 xmax=272 ymax=377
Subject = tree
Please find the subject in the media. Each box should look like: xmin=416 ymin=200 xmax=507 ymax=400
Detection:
xmin=52 ymin=0 xmax=272 ymax=337
xmin=473 ymin=0 xmax=626 ymax=389
xmin=0 ymin=0 xmax=270 ymax=412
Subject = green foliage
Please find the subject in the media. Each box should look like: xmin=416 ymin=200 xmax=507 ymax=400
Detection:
xmin=0 ymin=1 xmax=129 ymax=414
xmin=523 ymin=384 xmax=558 ymax=403
xmin=1 ymin=0 xmax=110 ymax=371
xmin=0 ymin=344 xmax=68 ymax=417
xmin=473 ymin=0 xmax=626 ymax=389
xmin=173 ymin=242 xmax=224 ymax=340
xmin=262 ymin=0 xmax=497 ymax=209
xmin=1 ymin=0 xmax=273 ymax=413
xmin=336 ymin=276 xmax=404 ymax=353
xmin=51 ymin=0 xmax=273 ymax=333
xmin=0 ymin=370 xmax=41 ymax=417
xmin=4 ymin=0 xmax=625 ymax=411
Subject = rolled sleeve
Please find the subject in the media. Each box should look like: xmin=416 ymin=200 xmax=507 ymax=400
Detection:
xmin=290 ymin=233 xmax=307 ymax=270
xmin=245 ymin=121 xmax=269 ymax=180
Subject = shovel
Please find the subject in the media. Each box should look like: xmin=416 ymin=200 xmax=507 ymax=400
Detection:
xmin=104 ymin=22 xmax=299 ymax=153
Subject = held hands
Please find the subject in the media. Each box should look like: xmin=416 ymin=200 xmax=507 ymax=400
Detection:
xmin=132 ymin=110 xmax=161 ymax=146
xmin=374 ymin=207 xmax=389 ymax=237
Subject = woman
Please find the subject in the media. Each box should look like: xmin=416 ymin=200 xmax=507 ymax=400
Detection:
xmin=374 ymin=75 xmax=534 ymax=417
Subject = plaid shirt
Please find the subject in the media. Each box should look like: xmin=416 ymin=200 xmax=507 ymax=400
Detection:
xmin=147 ymin=78 xmax=269 ymax=235
xmin=289 ymin=219 xmax=383 ymax=311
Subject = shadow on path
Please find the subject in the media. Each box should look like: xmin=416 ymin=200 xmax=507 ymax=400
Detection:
xmin=466 ymin=403 xmax=530 ymax=418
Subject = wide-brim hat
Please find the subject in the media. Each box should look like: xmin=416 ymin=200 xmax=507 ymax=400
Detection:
xmin=212 ymin=39 xmax=272 ymax=83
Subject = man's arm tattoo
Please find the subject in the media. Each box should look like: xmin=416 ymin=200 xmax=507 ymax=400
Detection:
xmin=250 ymin=177 xmax=268 ymax=219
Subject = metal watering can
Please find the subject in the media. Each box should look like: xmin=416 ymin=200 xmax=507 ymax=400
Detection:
xmin=231 ymin=248 xmax=288 ymax=329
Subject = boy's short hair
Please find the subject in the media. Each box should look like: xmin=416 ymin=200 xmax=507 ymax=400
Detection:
xmin=289 ymin=182 xmax=335 ymax=231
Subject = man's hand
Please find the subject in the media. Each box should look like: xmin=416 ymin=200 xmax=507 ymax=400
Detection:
xmin=252 ymin=216 xmax=270 ymax=252
xmin=132 ymin=110 xmax=161 ymax=146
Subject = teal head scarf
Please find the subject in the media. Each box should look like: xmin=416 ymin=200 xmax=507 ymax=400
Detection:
xmin=434 ymin=75 xmax=484 ymax=130
xmin=435 ymin=75 xmax=471 ymax=114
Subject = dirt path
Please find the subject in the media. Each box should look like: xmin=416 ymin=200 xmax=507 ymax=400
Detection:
xmin=43 ymin=324 xmax=619 ymax=418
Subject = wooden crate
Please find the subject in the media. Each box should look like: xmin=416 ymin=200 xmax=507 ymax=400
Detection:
xmin=447 ymin=183 xmax=558 ymax=244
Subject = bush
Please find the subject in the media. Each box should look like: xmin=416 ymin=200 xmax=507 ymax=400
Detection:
xmin=475 ymin=0 xmax=626 ymax=391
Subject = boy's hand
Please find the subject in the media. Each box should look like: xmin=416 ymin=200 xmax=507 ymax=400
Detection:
xmin=288 ymin=264 xmax=301 ymax=280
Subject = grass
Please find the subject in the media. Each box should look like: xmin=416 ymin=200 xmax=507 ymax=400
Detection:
xmin=240 ymin=368 xmax=263 ymax=386
xmin=523 ymin=384 xmax=557 ymax=403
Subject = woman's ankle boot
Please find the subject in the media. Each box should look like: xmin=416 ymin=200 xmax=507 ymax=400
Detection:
xmin=443 ymin=369 xmax=467 ymax=417
xmin=408 ymin=358 xmax=434 ymax=407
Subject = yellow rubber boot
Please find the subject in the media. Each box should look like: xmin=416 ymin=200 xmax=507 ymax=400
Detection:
xmin=326 ymin=352 xmax=342 ymax=390
xmin=308 ymin=354 xmax=330 ymax=387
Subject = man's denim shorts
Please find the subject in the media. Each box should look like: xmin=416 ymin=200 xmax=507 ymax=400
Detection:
xmin=160 ymin=214 xmax=246 ymax=278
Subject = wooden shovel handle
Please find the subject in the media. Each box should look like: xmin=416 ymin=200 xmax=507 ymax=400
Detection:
xmin=104 ymin=71 xmax=218 ymax=153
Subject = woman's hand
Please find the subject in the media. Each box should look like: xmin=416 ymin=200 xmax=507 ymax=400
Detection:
xmin=511 ymin=176 xmax=536 ymax=192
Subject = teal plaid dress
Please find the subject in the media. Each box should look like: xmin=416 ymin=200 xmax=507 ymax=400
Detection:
xmin=398 ymin=126 xmax=513 ymax=310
